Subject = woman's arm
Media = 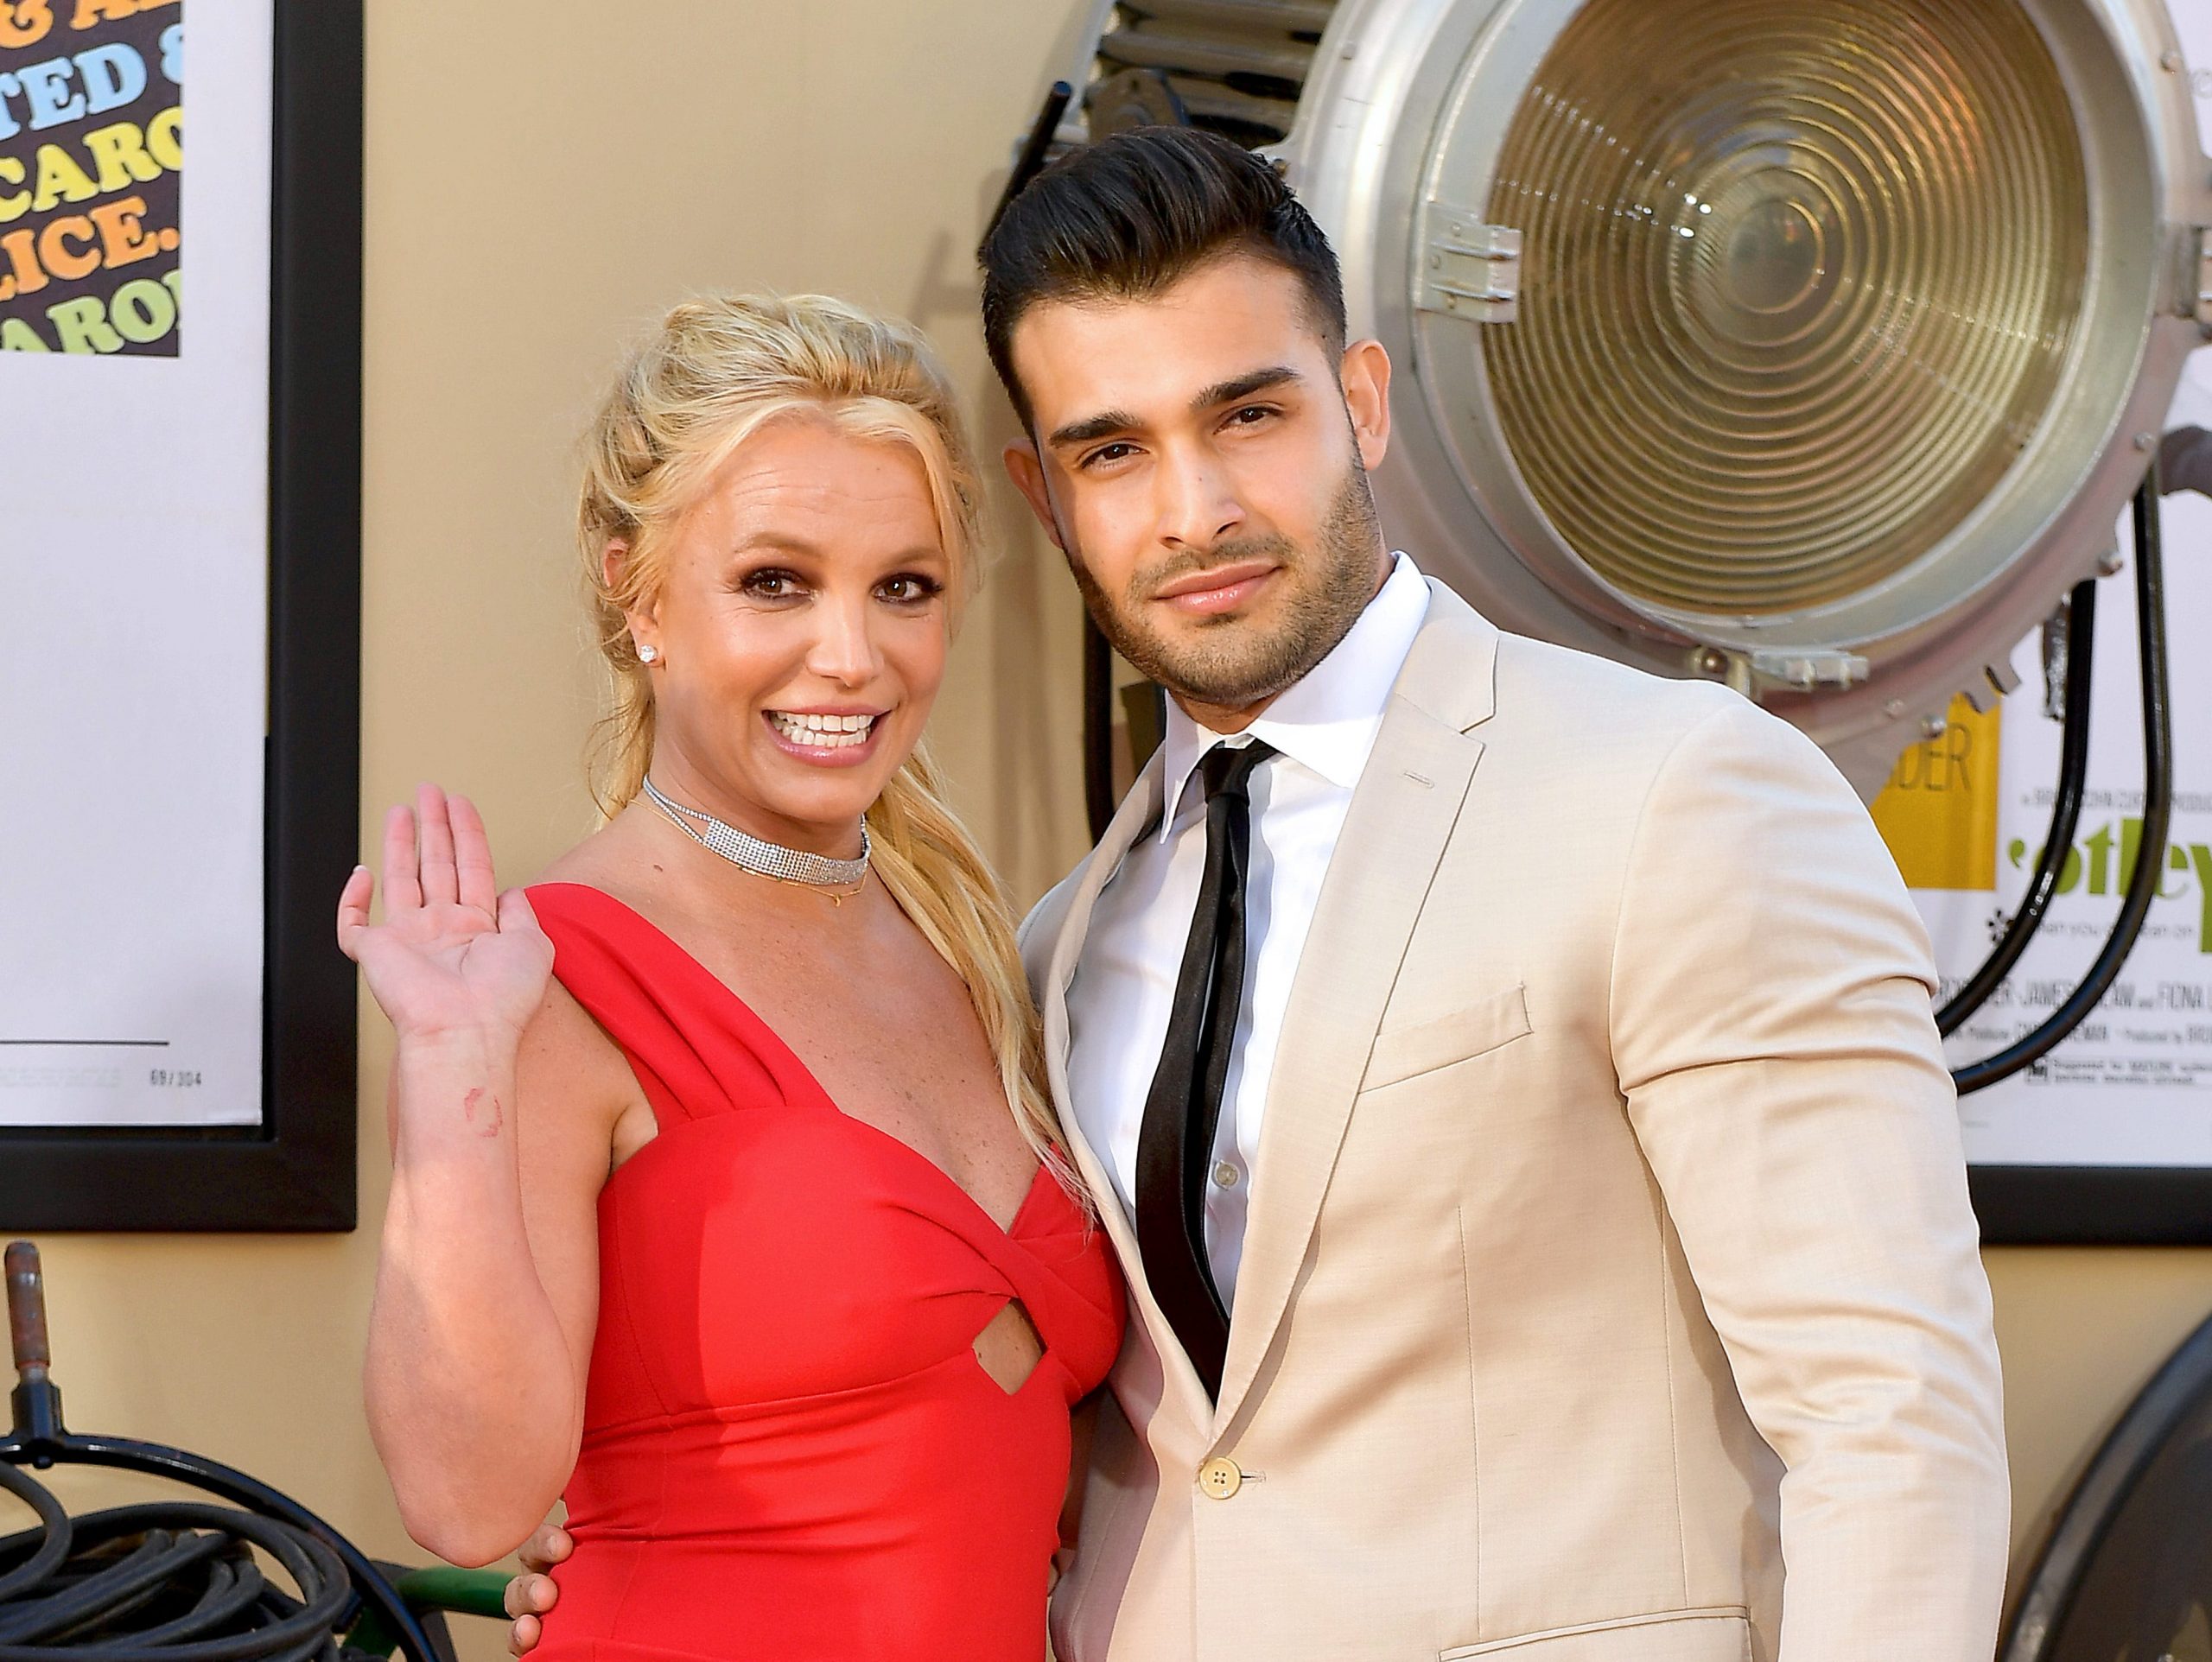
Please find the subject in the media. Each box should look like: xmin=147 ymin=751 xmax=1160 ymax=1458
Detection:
xmin=343 ymin=787 xmax=626 ymax=1567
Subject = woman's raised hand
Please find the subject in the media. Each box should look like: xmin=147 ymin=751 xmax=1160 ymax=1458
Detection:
xmin=337 ymin=785 xmax=555 ymax=1047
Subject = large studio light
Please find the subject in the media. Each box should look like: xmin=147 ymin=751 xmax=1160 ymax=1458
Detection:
xmin=1049 ymin=0 xmax=2210 ymax=796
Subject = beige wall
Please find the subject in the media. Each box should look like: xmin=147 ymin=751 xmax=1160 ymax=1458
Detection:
xmin=25 ymin=0 xmax=1096 ymax=1635
xmin=15 ymin=2 xmax=2211 ymax=1651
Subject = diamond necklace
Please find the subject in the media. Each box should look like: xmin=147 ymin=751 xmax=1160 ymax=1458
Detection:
xmin=640 ymin=775 xmax=871 ymax=900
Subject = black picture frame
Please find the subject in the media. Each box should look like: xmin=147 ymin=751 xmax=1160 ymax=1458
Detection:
xmin=1972 ymin=1168 xmax=2212 ymax=1246
xmin=0 ymin=1 xmax=363 ymax=1233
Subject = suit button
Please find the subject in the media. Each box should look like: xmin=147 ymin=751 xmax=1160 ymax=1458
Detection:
xmin=1198 ymin=1457 xmax=1243 ymax=1499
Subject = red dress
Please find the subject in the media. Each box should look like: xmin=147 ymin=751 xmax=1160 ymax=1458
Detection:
xmin=524 ymin=883 xmax=1124 ymax=1662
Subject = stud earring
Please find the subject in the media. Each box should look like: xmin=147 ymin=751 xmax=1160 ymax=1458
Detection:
xmin=638 ymin=643 xmax=658 ymax=664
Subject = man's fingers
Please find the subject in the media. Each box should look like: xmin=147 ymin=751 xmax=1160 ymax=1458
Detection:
xmin=383 ymin=804 xmax=423 ymax=913
xmin=504 ymin=1525 xmax=567 ymax=1656
xmin=517 ymin=1521 xmax=572 ymax=1576
xmin=502 ymin=1573 xmax=558 ymax=1619
xmin=449 ymin=794 xmax=499 ymax=916
xmin=417 ymin=783 xmax=460 ymax=907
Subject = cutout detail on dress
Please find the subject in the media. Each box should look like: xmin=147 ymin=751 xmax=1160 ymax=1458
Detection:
xmin=971 ymin=1298 xmax=1045 ymax=1395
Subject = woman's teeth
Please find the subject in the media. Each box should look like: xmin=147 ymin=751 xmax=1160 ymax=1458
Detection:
xmin=770 ymin=711 xmax=877 ymax=749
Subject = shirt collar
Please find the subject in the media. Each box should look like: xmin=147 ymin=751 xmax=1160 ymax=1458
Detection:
xmin=1157 ymin=551 xmax=1431 ymax=829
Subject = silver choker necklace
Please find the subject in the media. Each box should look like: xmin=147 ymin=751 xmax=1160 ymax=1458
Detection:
xmin=640 ymin=776 xmax=871 ymax=895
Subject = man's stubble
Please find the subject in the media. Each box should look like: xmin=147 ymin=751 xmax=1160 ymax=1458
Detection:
xmin=1064 ymin=453 xmax=1388 ymax=713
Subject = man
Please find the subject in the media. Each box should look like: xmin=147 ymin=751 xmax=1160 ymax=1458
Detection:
xmin=510 ymin=126 xmax=2007 ymax=1660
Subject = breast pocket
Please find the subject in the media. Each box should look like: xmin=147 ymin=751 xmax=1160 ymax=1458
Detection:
xmin=1440 ymin=1606 xmax=1750 ymax=1660
xmin=1360 ymin=983 xmax=1532 ymax=1093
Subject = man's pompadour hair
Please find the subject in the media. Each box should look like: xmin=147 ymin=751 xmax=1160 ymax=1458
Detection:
xmin=977 ymin=125 xmax=1348 ymax=422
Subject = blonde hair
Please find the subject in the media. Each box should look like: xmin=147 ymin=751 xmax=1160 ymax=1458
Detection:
xmin=578 ymin=293 xmax=1072 ymax=1189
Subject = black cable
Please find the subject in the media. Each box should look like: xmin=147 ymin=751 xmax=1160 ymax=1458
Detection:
xmin=3 ymin=1437 xmax=430 ymax=1662
xmin=0 ymin=1530 xmax=226 ymax=1643
xmin=1952 ymin=468 xmax=2175 ymax=1094
xmin=2 ymin=1246 xmax=438 ymax=1662
xmin=1937 ymin=578 xmax=2097 ymax=1036
xmin=0 ymin=1468 xmax=68 ymax=1607
xmin=0 ymin=1473 xmax=354 ymax=1662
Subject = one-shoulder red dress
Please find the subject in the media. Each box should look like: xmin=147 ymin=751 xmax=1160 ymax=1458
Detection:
xmin=524 ymin=883 xmax=1124 ymax=1662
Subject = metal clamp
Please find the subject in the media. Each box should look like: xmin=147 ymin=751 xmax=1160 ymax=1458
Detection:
xmin=1959 ymin=655 xmax=2023 ymax=714
xmin=1746 ymin=648 xmax=1872 ymax=690
xmin=1416 ymin=203 xmax=1521 ymax=321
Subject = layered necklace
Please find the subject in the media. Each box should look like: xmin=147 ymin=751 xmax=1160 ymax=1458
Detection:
xmin=640 ymin=775 xmax=871 ymax=904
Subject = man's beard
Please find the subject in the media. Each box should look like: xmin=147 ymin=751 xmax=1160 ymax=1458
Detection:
xmin=1065 ymin=456 xmax=1385 ymax=711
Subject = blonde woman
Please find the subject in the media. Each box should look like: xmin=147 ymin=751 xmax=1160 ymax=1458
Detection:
xmin=338 ymin=295 xmax=1123 ymax=1662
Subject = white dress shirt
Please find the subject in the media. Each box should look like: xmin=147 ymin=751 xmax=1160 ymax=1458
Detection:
xmin=1063 ymin=553 xmax=1432 ymax=1308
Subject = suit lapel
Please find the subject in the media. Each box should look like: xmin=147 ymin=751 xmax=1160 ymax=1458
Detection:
xmin=1037 ymin=756 xmax=1225 ymax=1417
xmin=1214 ymin=583 xmax=1497 ymax=1427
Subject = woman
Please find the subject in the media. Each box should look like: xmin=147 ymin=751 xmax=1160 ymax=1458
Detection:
xmin=338 ymin=294 xmax=1123 ymax=1662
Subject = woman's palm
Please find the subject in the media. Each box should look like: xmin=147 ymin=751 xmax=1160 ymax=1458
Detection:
xmin=338 ymin=787 xmax=553 ymax=1044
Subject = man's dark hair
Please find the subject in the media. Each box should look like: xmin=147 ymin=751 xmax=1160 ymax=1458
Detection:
xmin=978 ymin=125 xmax=1347 ymax=424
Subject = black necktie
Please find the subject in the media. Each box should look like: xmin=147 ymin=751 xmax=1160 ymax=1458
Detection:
xmin=1135 ymin=739 xmax=1275 ymax=1399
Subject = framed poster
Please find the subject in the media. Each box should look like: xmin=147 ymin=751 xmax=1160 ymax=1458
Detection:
xmin=1876 ymin=383 xmax=2212 ymax=1245
xmin=1883 ymin=485 xmax=2212 ymax=1244
xmin=0 ymin=0 xmax=361 ymax=1229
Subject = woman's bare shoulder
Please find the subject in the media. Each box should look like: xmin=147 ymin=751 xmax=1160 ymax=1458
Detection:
xmin=515 ymin=819 xmax=659 ymax=1163
xmin=527 ymin=813 xmax=673 ymax=917
xmin=530 ymin=815 xmax=630 ymax=890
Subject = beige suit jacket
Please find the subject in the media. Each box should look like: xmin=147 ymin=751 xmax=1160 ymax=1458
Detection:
xmin=1025 ymin=580 xmax=2008 ymax=1662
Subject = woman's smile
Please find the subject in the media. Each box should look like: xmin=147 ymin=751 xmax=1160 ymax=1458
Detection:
xmin=763 ymin=706 xmax=888 ymax=765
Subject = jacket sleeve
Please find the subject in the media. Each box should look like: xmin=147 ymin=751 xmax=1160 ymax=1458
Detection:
xmin=1608 ymin=695 xmax=2009 ymax=1661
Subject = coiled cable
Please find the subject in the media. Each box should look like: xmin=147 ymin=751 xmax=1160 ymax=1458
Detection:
xmin=3 ymin=1245 xmax=439 ymax=1662
xmin=0 ymin=1463 xmax=355 ymax=1662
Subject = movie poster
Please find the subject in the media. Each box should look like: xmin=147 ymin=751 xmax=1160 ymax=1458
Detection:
xmin=1872 ymin=0 xmax=2212 ymax=1169
xmin=1879 ymin=498 xmax=2212 ymax=1166
xmin=0 ymin=1 xmax=181 ymax=355
xmin=0 ymin=0 xmax=272 ymax=1128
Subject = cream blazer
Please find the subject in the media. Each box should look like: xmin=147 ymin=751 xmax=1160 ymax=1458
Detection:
xmin=1025 ymin=580 xmax=2008 ymax=1662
